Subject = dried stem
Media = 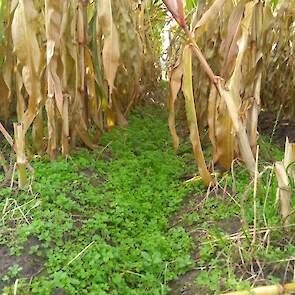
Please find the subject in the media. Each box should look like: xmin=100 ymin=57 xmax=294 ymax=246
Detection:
xmin=252 ymin=145 xmax=260 ymax=246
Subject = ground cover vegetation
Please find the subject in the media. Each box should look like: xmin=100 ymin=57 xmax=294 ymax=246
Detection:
xmin=0 ymin=107 xmax=294 ymax=294
xmin=0 ymin=0 xmax=294 ymax=294
xmin=0 ymin=108 xmax=196 ymax=294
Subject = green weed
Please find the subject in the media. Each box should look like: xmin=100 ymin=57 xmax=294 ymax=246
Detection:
xmin=0 ymin=107 xmax=195 ymax=294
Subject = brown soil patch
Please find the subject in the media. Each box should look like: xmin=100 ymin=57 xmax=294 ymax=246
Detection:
xmin=168 ymin=192 xmax=213 ymax=294
xmin=169 ymin=269 xmax=206 ymax=295
xmin=168 ymin=186 xmax=241 ymax=294
xmin=0 ymin=237 xmax=45 ymax=292
xmin=217 ymin=216 xmax=241 ymax=235
xmin=258 ymin=111 xmax=295 ymax=145
xmin=53 ymin=288 xmax=69 ymax=295
xmin=79 ymin=168 xmax=107 ymax=187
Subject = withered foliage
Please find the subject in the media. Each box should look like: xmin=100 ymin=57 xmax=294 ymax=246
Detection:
xmin=167 ymin=0 xmax=294 ymax=184
xmin=0 ymin=0 xmax=161 ymax=187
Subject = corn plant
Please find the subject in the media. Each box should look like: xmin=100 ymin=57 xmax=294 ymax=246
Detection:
xmin=164 ymin=0 xmax=294 ymax=185
xmin=0 ymin=0 xmax=162 ymax=187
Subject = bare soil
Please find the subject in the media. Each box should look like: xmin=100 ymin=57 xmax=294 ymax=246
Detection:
xmin=168 ymin=190 xmax=241 ymax=295
xmin=258 ymin=111 xmax=295 ymax=145
xmin=0 ymin=237 xmax=45 ymax=292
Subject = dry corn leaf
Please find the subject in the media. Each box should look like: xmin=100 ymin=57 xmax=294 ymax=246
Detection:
xmin=192 ymin=0 xmax=227 ymax=41
xmin=45 ymin=0 xmax=64 ymax=116
xmin=168 ymin=60 xmax=183 ymax=151
xmin=98 ymin=0 xmax=120 ymax=101
xmin=11 ymin=0 xmax=43 ymax=133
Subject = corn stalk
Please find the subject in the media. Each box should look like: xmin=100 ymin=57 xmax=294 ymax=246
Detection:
xmin=275 ymin=137 xmax=295 ymax=227
xmin=164 ymin=0 xmax=294 ymax=184
xmin=221 ymin=282 xmax=295 ymax=295
xmin=0 ymin=0 xmax=161 ymax=187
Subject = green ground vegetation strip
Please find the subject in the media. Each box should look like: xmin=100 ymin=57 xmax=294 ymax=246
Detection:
xmin=1 ymin=107 xmax=294 ymax=294
xmin=0 ymin=107 xmax=195 ymax=294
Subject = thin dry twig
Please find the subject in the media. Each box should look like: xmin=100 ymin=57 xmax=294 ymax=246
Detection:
xmin=67 ymin=241 xmax=95 ymax=266
xmin=251 ymin=145 xmax=260 ymax=246
xmin=270 ymin=104 xmax=283 ymax=144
